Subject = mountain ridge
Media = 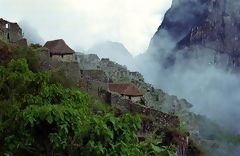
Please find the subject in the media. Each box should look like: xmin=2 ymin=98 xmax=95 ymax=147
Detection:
xmin=89 ymin=41 xmax=135 ymax=69
xmin=148 ymin=0 xmax=240 ymax=70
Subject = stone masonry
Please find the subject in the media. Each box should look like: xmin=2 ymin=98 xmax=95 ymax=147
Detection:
xmin=0 ymin=18 xmax=23 ymax=43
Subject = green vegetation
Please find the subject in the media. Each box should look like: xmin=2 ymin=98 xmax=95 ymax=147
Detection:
xmin=29 ymin=43 xmax=42 ymax=49
xmin=0 ymin=43 xmax=177 ymax=155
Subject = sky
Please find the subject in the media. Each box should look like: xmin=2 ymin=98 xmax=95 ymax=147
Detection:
xmin=0 ymin=0 xmax=172 ymax=55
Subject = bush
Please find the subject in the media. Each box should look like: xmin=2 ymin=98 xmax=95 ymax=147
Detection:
xmin=0 ymin=59 xmax=176 ymax=156
xmin=29 ymin=43 xmax=42 ymax=49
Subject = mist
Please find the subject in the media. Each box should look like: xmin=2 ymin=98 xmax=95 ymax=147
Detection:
xmin=132 ymin=31 xmax=240 ymax=155
xmin=0 ymin=0 xmax=172 ymax=56
xmin=139 ymin=53 xmax=240 ymax=133
xmin=87 ymin=41 xmax=138 ymax=70
xmin=19 ymin=21 xmax=44 ymax=45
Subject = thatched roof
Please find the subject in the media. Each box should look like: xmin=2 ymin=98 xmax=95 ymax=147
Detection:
xmin=108 ymin=83 xmax=143 ymax=96
xmin=44 ymin=39 xmax=74 ymax=55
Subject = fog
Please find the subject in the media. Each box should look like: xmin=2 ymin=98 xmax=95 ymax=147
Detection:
xmin=137 ymin=50 xmax=240 ymax=133
xmin=134 ymin=30 xmax=240 ymax=155
xmin=2 ymin=0 xmax=240 ymax=154
xmin=3 ymin=0 xmax=238 ymax=134
xmin=19 ymin=21 xmax=44 ymax=45
xmin=123 ymin=0 xmax=240 ymax=136
xmin=0 ymin=0 xmax=172 ymax=55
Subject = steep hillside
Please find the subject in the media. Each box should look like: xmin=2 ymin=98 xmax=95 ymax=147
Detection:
xmin=148 ymin=0 xmax=240 ymax=69
xmin=0 ymin=40 xmax=187 ymax=156
xmin=135 ymin=1 xmax=240 ymax=154
xmin=74 ymin=52 xmax=240 ymax=155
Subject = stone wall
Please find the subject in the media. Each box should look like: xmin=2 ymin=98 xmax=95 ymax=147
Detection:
xmin=61 ymin=62 xmax=81 ymax=79
xmin=136 ymin=81 xmax=193 ymax=115
xmin=99 ymin=58 xmax=144 ymax=82
xmin=111 ymin=94 xmax=180 ymax=129
xmin=0 ymin=18 xmax=23 ymax=43
xmin=80 ymin=69 xmax=107 ymax=82
xmin=130 ymin=96 xmax=142 ymax=103
xmin=0 ymin=28 xmax=22 ymax=43
xmin=7 ymin=29 xmax=22 ymax=43
xmin=108 ymin=94 xmax=191 ymax=156
xmin=75 ymin=54 xmax=144 ymax=83
xmin=16 ymin=38 xmax=28 ymax=48
xmin=51 ymin=54 xmax=76 ymax=62
xmin=115 ymin=95 xmax=142 ymax=103
xmin=76 ymin=53 xmax=100 ymax=69
xmin=0 ymin=29 xmax=4 ymax=40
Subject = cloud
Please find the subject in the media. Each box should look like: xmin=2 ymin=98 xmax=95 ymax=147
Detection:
xmin=0 ymin=0 xmax=172 ymax=55
xmin=136 ymin=28 xmax=240 ymax=134
xmin=19 ymin=21 xmax=44 ymax=44
xmin=136 ymin=0 xmax=240 ymax=134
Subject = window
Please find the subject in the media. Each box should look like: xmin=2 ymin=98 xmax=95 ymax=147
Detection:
xmin=5 ymin=23 xmax=9 ymax=29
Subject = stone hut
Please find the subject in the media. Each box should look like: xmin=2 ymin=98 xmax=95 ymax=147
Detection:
xmin=44 ymin=39 xmax=76 ymax=62
xmin=0 ymin=18 xmax=26 ymax=47
xmin=108 ymin=83 xmax=143 ymax=103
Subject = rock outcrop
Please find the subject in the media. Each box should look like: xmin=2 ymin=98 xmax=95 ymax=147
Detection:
xmin=148 ymin=0 xmax=240 ymax=70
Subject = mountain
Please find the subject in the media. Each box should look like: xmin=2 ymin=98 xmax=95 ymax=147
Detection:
xmin=89 ymin=41 xmax=135 ymax=69
xmin=2 ymin=17 xmax=240 ymax=155
xmin=135 ymin=0 xmax=240 ymax=139
xmin=148 ymin=0 xmax=240 ymax=70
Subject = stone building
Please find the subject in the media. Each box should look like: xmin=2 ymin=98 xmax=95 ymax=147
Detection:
xmin=44 ymin=39 xmax=76 ymax=62
xmin=76 ymin=53 xmax=100 ymax=69
xmin=98 ymin=58 xmax=144 ymax=82
xmin=0 ymin=18 xmax=27 ymax=47
xmin=107 ymin=83 xmax=143 ymax=103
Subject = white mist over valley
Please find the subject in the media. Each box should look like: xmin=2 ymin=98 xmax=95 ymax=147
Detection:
xmin=2 ymin=0 xmax=240 ymax=134
xmin=1 ymin=0 xmax=240 ymax=155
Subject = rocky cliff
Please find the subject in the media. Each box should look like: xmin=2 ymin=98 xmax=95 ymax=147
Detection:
xmin=148 ymin=0 xmax=240 ymax=70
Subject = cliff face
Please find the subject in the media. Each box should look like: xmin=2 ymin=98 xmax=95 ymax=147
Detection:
xmin=149 ymin=0 xmax=240 ymax=69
